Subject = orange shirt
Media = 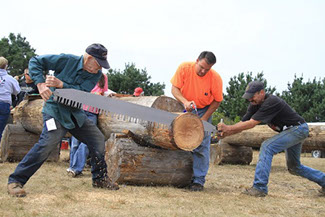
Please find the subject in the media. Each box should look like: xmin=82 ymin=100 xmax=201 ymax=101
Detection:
xmin=170 ymin=62 xmax=223 ymax=108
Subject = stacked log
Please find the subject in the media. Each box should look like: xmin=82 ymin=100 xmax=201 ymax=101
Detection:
xmin=105 ymin=133 xmax=193 ymax=187
xmin=0 ymin=124 xmax=60 ymax=162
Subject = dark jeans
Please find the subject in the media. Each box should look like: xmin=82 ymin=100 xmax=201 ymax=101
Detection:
xmin=0 ymin=102 xmax=10 ymax=142
xmin=8 ymin=113 xmax=108 ymax=185
xmin=69 ymin=111 xmax=98 ymax=173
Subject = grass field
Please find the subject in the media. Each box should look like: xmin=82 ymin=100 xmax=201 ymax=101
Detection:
xmin=0 ymin=150 xmax=324 ymax=217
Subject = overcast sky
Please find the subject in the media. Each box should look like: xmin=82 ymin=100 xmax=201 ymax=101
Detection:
xmin=2 ymin=0 xmax=325 ymax=97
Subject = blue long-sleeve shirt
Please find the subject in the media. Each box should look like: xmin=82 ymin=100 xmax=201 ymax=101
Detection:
xmin=0 ymin=69 xmax=21 ymax=105
xmin=29 ymin=54 xmax=102 ymax=129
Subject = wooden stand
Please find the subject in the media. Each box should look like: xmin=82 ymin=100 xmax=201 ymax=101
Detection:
xmin=214 ymin=142 xmax=253 ymax=165
xmin=105 ymin=134 xmax=193 ymax=187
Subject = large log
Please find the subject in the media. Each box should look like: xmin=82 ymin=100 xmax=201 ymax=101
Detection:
xmin=0 ymin=124 xmax=60 ymax=162
xmin=128 ymin=112 xmax=203 ymax=151
xmin=105 ymin=133 xmax=193 ymax=187
xmin=13 ymin=95 xmax=184 ymax=135
xmin=222 ymin=124 xmax=325 ymax=151
xmin=97 ymin=95 xmax=184 ymax=139
xmin=12 ymin=96 xmax=204 ymax=151
xmin=122 ymin=112 xmax=204 ymax=151
xmin=99 ymin=96 xmax=204 ymax=151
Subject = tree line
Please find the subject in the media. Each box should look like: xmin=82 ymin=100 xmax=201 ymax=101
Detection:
xmin=1 ymin=33 xmax=324 ymax=123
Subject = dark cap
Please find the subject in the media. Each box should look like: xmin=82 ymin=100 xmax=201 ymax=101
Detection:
xmin=242 ymin=81 xmax=264 ymax=99
xmin=86 ymin=43 xmax=110 ymax=69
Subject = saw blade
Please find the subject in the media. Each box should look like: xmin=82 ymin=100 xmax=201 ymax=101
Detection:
xmin=53 ymin=89 xmax=216 ymax=135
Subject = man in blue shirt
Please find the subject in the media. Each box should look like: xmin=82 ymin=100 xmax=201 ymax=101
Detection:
xmin=7 ymin=43 xmax=119 ymax=197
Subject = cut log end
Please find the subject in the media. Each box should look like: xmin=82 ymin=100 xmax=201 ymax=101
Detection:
xmin=172 ymin=113 xmax=204 ymax=151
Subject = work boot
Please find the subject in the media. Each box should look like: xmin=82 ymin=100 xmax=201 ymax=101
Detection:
xmin=7 ymin=183 xmax=27 ymax=197
xmin=188 ymin=183 xmax=204 ymax=192
xmin=242 ymin=187 xmax=267 ymax=197
xmin=92 ymin=178 xmax=119 ymax=190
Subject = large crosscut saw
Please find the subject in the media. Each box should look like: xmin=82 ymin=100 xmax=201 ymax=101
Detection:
xmin=53 ymin=89 xmax=217 ymax=135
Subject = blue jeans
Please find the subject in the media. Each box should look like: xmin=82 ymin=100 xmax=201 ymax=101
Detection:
xmin=191 ymin=106 xmax=212 ymax=186
xmin=69 ymin=111 xmax=97 ymax=174
xmin=8 ymin=113 xmax=107 ymax=185
xmin=0 ymin=102 xmax=10 ymax=142
xmin=253 ymin=123 xmax=325 ymax=193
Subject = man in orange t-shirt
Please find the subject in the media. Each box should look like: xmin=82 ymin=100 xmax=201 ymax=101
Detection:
xmin=170 ymin=51 xmax=223 ymax=191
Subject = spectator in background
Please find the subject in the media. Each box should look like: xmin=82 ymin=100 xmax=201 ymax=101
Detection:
xmin=22 ymin=68 xmax=39 ymax=95
xmin=67 ymin=73 xmax=108 ymax=177
xmin=0 ymin=57 xmax=21 ymax=142
xmin=12 ymin=68 xmax=39 ymax=107
xmin=133 ymin=87 xmax=144 ymax=97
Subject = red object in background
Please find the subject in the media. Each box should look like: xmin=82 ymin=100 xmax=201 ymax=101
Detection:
xmin=61 ymin=140 xmax=69 ymax=150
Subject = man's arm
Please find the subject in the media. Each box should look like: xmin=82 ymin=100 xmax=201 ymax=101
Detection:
xmin=201 ymin=100 xmax=221 ymax=121
xmin=218 ymin=119 xmax=261 ymax=138
xmin=171 ymin=85 xmax=193 ymax=111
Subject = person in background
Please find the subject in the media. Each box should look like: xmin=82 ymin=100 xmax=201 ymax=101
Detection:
xmin=218 ymin=80 xmax=325 ymax=197
xmin=22 ymin=68 xmax=39 ymax=95
xmin=67 ymin=73 xmax=108 ymax=177
xmin=0 ymin=57 xmax=21 ymax=142
xmin=7 ymin=43 xmax=119 ymax=197
xmin=133 ymin=87 xmax=144 ymax=97
xmin=12 ymin=68 xmax=39 ymax=107
xmin=170 ymin=51 xmax=223 ymax=191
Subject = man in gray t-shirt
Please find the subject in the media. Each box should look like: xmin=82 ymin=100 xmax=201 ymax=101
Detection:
xmin=0 ymin=57 xmax=21 ymax=142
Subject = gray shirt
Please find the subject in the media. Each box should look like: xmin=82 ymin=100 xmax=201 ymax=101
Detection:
xmin=0 ymin=69 xmax=21 ymax=105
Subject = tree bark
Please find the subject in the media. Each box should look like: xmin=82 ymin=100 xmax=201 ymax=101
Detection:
xmin=214 ymin=142 xmax=253 ymax=165
xmin=105 ymin=133 xmax=193 ymax=187
xmin=222 ymin=124 xmax=325 ymax=151
xmin=0 ymin=124 xmax=60 ymax=162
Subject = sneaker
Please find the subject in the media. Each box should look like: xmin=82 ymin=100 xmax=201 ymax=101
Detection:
xmin=7 ymin=183 xmax=27 ymax=197
xmin=242 ymin=187 xmax=267 ymax=197
xmin=92 ymin=178 xmax=119 ymax=190
xmin=66 ymin=168 xmax=82 ymax=178
xmin=189 ymin=183 xmax=204 ymax=192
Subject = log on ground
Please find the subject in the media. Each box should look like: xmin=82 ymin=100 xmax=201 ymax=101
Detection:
xmin=214 ymin=142 xmax=253 ymax=165
xmin=222 ymin=124 xmax=325 ymax=151
xmin=0 ymin=124 xmax=60 ymax=162
xmin=105 ymin=133 xmax=193 ymax=187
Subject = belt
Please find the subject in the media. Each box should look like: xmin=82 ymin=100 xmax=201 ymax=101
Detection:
xmin=283 ymin=121 xmax=305 ymax=131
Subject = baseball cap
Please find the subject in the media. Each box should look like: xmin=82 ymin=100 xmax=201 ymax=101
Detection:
xmin=242 ymin=81 xmax=264 ymax=99
xmin=85 ymin=43 xmax=110 ymax=69
xmin=133 ymin=87 xmax=144 ymax=96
